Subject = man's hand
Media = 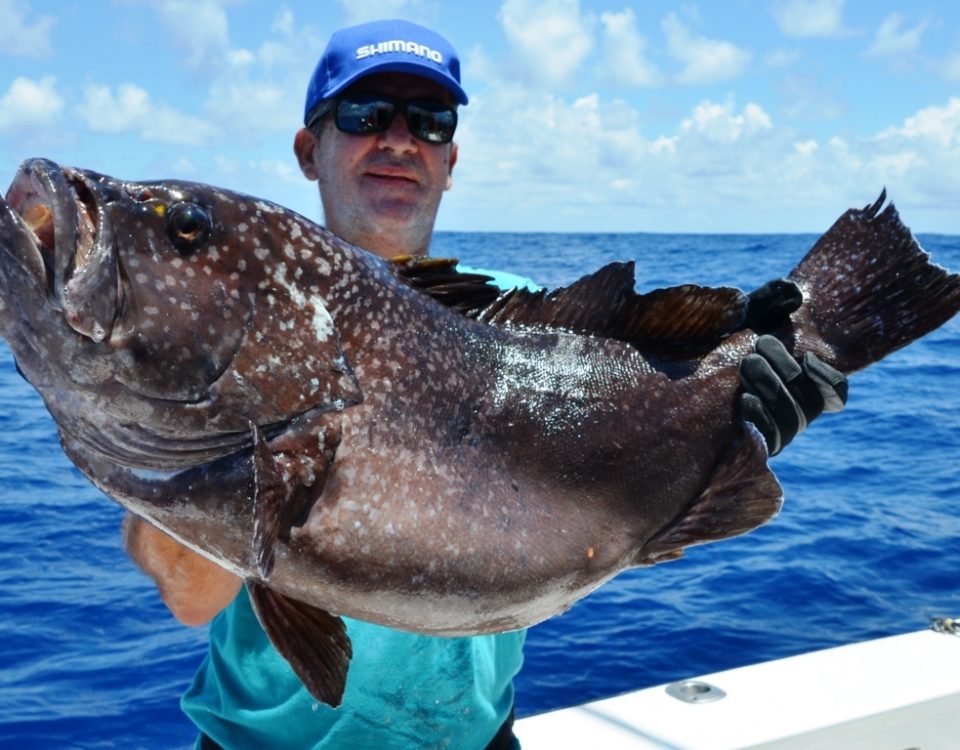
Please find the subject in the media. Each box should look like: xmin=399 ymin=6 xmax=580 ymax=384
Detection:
xmin=124 ymin=514 xmax=242 ymax=626
xmin=739 ymin=335 xmax=848 ymax=455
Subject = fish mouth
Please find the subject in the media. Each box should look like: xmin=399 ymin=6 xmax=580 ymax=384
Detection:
xmin=2 ymin=158 xmax=117 ymax=343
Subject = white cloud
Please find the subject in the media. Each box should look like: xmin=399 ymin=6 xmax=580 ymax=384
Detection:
xmin=336 ymin=0 xmax=438 ymax=26
xmin=0 ymin=0 xmax=56 ymax=58
xmin=765 ymin=48 xmax=801 ymax=68
xmin=662 ymin=13 xmax=751 ymax=85
xmin=157 ymin=0 xmax=231 ymax=73
xmin=0 ymin=76 xmax=64 ymax=130
xmin=202 ymin=8 xmax=326 ymax=136
xmin=878 ymin=97 xmax=960 ymax=150
xmin=498 ymin=0 xmax=595 ymax=87
xmin=680 ymin=100 xmax=773 ymax=144
xmin=77 ymin=84 xmax=219 ymax=146
xmin=865 ymin=13 xmax=927 ymax=59
xmin=598 ymin=9 xmax=662 ymax=87
xmin=451 ymin=73 xmax=960 ymax=231
xmin=206 ymin=80 xmax=293 ymax=134
xmin=773 ymin=0 xmax=847 ymax=39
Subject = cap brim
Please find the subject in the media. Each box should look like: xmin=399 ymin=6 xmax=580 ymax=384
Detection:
xmin=325 ymin=60 xmax=468 ymax=105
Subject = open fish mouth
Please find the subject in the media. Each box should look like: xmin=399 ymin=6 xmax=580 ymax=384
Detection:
xmin=2 ymin=158 xmax=117 ymax=342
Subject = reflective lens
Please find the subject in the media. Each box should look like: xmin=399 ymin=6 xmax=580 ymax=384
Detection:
xmin=334 ymin=95 xmax=458 ymax=144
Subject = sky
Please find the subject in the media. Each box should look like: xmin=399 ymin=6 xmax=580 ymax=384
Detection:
xmin=0 ymin=0 xmax=959 ymax=234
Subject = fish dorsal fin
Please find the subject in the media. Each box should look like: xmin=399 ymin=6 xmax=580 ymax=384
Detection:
xmin=247 ymin=581 xmax=353 ymax=707
xmin=390 ymin=255 xmax=501 ymax=316
xmin=392 ymin=256 xmax=748 ymax=356
xmin=635 ymin=424 xmax=783 ymax=565
xmin=478 ymin=262 xmax=748 ymax=356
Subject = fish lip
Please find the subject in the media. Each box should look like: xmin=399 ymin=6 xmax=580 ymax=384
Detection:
xmin=4 ymin=158 xmax=118 ymax=341
xmin=2 ymin=158 xmax=77 ymax=300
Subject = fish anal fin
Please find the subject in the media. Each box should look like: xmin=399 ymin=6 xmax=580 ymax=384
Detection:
xmin=479 ymin=262 xmax=748 ymax=357
xmin=636 ymin=424 xmax=783 ymax=565
xmin=247 ymin=581 xmax=353 ymax=707
xmin=251 ymin=421 xmax=340 ymax=580
xmin=390 ymin=255 xmax=501 ymax=316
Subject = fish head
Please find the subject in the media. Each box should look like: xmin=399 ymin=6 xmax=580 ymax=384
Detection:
xmin=0 ymin=158 xmax=360 ymax=470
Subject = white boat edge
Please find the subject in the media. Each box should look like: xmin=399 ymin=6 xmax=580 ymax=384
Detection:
xmin=515 ymin=626 xmax=960 ymax=749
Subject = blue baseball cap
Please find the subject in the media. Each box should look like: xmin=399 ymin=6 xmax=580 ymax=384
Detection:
xmin=304 ymin=19 xmax=468 ymax=124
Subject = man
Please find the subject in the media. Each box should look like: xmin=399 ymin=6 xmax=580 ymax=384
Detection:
xmin=125 ymin=18 xmax=846 ymax=750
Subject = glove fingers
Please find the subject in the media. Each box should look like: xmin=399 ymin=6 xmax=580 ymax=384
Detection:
xmin=755 ymin=335 xmax=826 ymax=424
xmin=739 ymin=351 xmax=804 ymax=450
xmin=739 ymin=392 xmax=781 ymax=456
xmin=801 ymin=352 xmax=849 ymax=413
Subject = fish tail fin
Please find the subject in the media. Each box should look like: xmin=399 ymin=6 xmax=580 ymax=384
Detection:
xmin=789 ymin=191 xmax=960 ymax=373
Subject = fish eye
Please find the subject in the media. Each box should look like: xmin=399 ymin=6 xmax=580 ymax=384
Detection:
xmin=167 ymin=201 xmax=212 ymax=254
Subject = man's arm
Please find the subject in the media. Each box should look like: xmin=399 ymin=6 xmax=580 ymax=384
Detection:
xmin=123 ymin=514 xmax=242 ymax=626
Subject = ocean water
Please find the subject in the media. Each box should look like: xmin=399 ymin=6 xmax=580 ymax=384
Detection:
xmin=1 ymin=229 xmax=959 ymax=749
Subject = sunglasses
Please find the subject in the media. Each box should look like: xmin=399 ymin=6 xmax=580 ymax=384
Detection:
xmin=310 ymin=95 xmax=458 ymax=144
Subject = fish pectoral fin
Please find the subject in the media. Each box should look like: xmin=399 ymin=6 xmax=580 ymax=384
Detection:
xmin=247 ymin=581 xmax=353 ymax=708
xmin=474 ymin=262 xmax=748 ymax=358
xmin=390 ymin=255 xmax=502 ymax=316
xmin=251 ymin=423 xmax=290 ymax=579
xmin=250 ymin=421 xmax=340 ymax=580
xmin=635 ymin=424 xmax=783 ymax=565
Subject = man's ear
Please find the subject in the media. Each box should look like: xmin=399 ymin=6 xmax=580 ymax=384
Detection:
xmin=294 ymin=128 xmax=319 ymax=181
xmin=445 ymin=142 xmax=458 ymax=191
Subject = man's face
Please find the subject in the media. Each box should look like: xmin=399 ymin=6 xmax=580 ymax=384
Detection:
xmin=295 ymin=73 xmax=458 ymax=258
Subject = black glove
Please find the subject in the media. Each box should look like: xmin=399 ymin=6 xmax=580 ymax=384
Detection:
xmin=739 ymin=335 xmax=848 ymax=455
xmin=743 ymin=278 xmax=803 ymax=332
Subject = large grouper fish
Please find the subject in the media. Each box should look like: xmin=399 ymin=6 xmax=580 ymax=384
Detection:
xmin=1 ymin=158 xmax=959 ymax=706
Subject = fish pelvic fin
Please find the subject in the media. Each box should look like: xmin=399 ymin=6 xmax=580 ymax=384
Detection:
xmin=477 ymin=262 xmax=749 ymax=359
xmin=790 ymin=192 xmax=960 ymax=373
xmin=246 ymin=581 xmax=353 ymax=707
xmin=635 ymin=424 xmax=783 ymax=565
xmin=251 ymin=420 xmax=340 ymax=580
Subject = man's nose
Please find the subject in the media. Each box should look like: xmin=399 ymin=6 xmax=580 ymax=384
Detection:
xmin=377 ymin=111 xmax=417 ymax=154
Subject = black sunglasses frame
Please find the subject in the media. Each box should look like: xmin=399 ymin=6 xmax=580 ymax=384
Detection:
xmin=308 ymin=95 xmax=458 ymax=145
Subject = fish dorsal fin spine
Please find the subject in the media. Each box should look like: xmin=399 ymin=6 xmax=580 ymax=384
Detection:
xmin=390 ymin=255 xmax=501 ymax=316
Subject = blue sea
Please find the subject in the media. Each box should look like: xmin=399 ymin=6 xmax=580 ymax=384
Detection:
xmin=1 ymin=230 xmax=959 ymax=749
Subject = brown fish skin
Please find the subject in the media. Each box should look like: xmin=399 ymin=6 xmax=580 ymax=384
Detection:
xmin=2 ymin=159 xmax=959 ymax=705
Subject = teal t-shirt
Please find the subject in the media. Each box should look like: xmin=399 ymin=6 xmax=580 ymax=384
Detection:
xmin=181 ymin=267 xmax=538 ymax=749
xmin=182 ymin=589 xmax=526 ymax=749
